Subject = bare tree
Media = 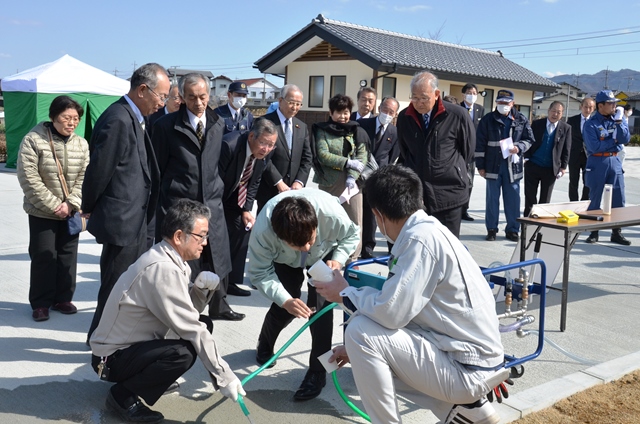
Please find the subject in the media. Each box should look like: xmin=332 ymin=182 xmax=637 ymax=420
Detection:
xmin=428 ymin=20 xmax=447 ymax=40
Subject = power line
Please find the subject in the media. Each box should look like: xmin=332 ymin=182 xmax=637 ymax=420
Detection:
xmin=470 ymin=25 xmax=640 ymax=47
xmin=481 ymin=29 xmax=640 ymax=50
xmin=509 ymin=39 xmax=640 ymax=56
xmin=507 ymin=47 xmax=640 ymax=60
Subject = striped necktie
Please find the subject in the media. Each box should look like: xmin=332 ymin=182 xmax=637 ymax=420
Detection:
xmin=237 ymin=155 xmax=255 ymax=208
xmin=284 ymin=119 xmax=293 ymax=151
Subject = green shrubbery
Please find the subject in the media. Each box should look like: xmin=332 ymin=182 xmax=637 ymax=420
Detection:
xmin=630 ymin=134 xmax=640 ymax=146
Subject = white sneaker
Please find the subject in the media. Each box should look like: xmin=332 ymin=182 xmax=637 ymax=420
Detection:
xmin=445 ymin=397 xmax=500 ymax=424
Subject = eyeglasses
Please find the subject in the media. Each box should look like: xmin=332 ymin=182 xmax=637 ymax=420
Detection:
xmin=257 ymin=139 xmax=277 ymax=149
xmin=146 ymin=85 xmax=169 ymax=104
xmin=410 ymin=96 xmax=432 ymax=103
xmin=58 ymin=115 xmax=80 ymax=124
xmin=188 ymin=232 xmax=209 ymax=244
xmin=283 ymin=99 xmax=302 ymax=108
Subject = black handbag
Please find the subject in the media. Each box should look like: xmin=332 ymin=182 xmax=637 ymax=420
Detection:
xmin=357 ymin=153 xmax=378 ymax=187
xmin=47 ymin=128 xmax=88 ymax=235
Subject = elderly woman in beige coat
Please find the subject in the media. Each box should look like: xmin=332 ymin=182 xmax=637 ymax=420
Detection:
xmin=17 ymin=95 xmax=90 ymax=322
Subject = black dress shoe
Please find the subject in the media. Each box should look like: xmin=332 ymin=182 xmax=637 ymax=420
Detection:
xmin=485 ymin=229 xmax=497 ymax=241
xmin=611 ymin=231 xmax=631 ymax=246
xmin=32 ymin=307 xmax=49 ymax=322
xmin=461 ymin=212 xmax=475 ymax=221
xmin=106 ymin=391 xmax=164 ymax=423
xmin=586 ymin=231 xmax=599 ymax=244
xmin=210 ymin=310 xmax=245 ymax=321
xmin=360 ymin=249 xmax=374 ymax=259
xmin=294 ymin=370 xmax=326 ymax=401
xmin=505 ymin=232 xmax=519 ymax=242
xmin=227 ymin=284 xmax=251 ymax=297
xmin=256 ymin=351 xmax=276 ymax=369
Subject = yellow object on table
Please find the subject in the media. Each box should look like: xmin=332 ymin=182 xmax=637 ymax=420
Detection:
xmin=557 ymin=210 xmax=578 ymax=224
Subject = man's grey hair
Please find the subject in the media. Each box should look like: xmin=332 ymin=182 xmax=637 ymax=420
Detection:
xmin=357 ymin=87 xmax=377 ymax=100
xmin=251 ymin=118 xmax=278 ymax=138
xmin=130 ymin=63 xmax=168 ymax=90
xmin=280 ymin=84 xmax=302 ymax=100
xmin=169 ymin=82 xmax=179 ymax=92
xmin=178 ymin=73 xmax=209 ymax=98
xmin=410 ymin=71 xmax=439 ymax=93
xmin=580 ymin=97 xmax=595 ymax=107
xmin=380 ymin=96 xmax=400 ymax=111
xmin=160 ymin=199 xmax=211 ymax=241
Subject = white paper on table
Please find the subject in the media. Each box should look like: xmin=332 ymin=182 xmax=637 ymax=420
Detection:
xmin=339 ymin=185 xmax=359 ymax=204
xmin=528 ymin=200 xmax=591 ymax=218
xmin=499 ymin=137 xmax=514 ymax=159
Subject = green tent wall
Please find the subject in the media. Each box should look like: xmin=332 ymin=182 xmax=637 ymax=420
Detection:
xmin=3 ymin=92 xmax=120 ymax=168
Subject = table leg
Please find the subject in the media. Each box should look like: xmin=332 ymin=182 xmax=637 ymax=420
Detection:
xmin=520 ymin=223 xmax=527 ymax=262
xmin=560 ymin=230 xmax=571 ymax=332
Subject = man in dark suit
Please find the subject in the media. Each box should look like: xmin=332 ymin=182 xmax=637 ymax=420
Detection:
xmin=144 ymin=83 xmax=182 ymax=247
xmin=152 ymin=73 xmax=241 ymax=321
xmin=147 ymin=84 xmax=182 ymax=136
xmin=567 ymin=97 xmax=595 ymax=201
xmin=350 ymin=87 xmax=377 ymax=121
xmin=256 ymin=84 xmax=313 ymax=211
xmin=216 ymin=119 xmax=278 ymax=312
xmin=82 ymin=63 xmax=170 ymax=340
xmin=523 ymin=101 xmax=572 ymax=217
xmin=460 ymin=83 xmax=485 ymax=221
xmin=357 ymin=96 xmax=400 ymax=258
xmin=213 ymin=81 xmax=254 ymax=136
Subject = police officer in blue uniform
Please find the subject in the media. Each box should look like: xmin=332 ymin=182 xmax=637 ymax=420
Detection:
xmin=583 ymin=90 xmax=631 ymax=245
xmin=214 ymin=81 xmax=254 ymax=136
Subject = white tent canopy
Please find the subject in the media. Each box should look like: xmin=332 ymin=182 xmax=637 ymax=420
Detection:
xmin=0 ymin=54 xmax=129 ymax=95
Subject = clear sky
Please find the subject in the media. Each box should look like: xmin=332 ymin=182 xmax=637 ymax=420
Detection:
xmin=1 ymin=0 xmax=639 ymax=84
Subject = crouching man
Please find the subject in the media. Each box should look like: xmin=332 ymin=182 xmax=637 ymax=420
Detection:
xmin=315 ymin=166 xmax=504 ymax=424
xmin=90 ymin=199 xmax=244 ymax=423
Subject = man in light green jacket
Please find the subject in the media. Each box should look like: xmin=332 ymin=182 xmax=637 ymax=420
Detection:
xmin=247 ymin=188 xmax=359 ymax=401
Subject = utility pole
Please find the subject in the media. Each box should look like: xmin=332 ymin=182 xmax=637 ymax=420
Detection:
xmin=113 ymin=68 xmax=118 ymax=76
xmin=626 ymin=76 xmax=633 ymax=92
xmin=133 ymin=61 xmax=137 ymax=73
xmin=604 ymin=67 xmax=609 ymax=90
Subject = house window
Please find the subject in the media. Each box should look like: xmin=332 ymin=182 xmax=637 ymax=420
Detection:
xmin=330 ymin=76 xmax=346 ymax=97
xmin=382 ymin=77 xmax=397 ymax=98
xmin=309 ymin=76 xmax=324 ymax=108
xmin=251 ymin=91 xmax=257 ymax=97
xmin=220 ymin=84 xmax=227 ymax=88
xmin=518 ymin=105 xmax=531 ymax=120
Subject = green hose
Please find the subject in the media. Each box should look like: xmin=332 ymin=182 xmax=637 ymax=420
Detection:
xmin=235 ymin=302 xmax=370 ymax=422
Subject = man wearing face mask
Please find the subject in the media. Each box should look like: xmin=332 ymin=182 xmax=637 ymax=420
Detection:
xmin=583 ymin=90 xmax=631 ymax=245
xmin=357 ymin=96 xmax=400 ymax=258
xmin=460 ymin=83 xmax=485 ymax=222
xmin=214 ymin=81 xmax=254 ymax=136
xmin=475 ymin=89 xmax=533 ymax=242
xmin=397 ymin=71 xmax=475 ymax=238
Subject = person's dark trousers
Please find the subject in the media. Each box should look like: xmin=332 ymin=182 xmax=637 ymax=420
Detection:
xmin=28 ymin=215 xmax=79 ymax=309
xmin=92 ymin=339 xmax=197 ymax=406
xmin=146 ymin=214 xmax=156 ymax=249
xmin=257 ymin=262 xmax=333 ymax=373
xmin=524 ymin=162 xmax=557 ymax=218
xmin=208 ymin=209 xmax=245 ymax=316
xmin=361 ymin=193 xmax=378 ymax=257
xmin=88 ymin=225 xmax=147 ymax=340
xmin=568 ymin=153 xmax=590 ymax=201
xmin=463 ymin=161 xmax=476 ymax=214
xmin=430 ymin=205 xmax=464 ymax=238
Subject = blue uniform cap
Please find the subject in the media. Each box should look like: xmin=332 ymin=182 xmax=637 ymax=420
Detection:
xmin=496 ymin=89 xmax=514 ymax=102
xmin=595 ymin=90 xmax=620 ymax=103
xmin=229 ymin=81 xmax=249 ymax=95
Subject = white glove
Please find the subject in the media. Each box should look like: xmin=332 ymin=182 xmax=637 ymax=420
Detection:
xmin=219 ymin=378 xmax=246 ymax=402
xmin=614 ymin=106 xmax=624 ymax=121
xmin=346 ymin=159 xmax=365 ymax=173
xmin=345 ymin=176 xmax=356 ymax=190
xmin=194 ymin=271 xmax=220 ymax=291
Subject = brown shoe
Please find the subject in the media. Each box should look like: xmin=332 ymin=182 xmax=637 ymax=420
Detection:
xmin=32 ymin=307 xmax=50 ymax=322
xmin=52 ymin=302 xmax=78 ymax=314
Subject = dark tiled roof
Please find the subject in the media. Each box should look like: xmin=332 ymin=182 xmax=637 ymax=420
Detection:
xmin=255 ymin=15 xmax=559 ymax=91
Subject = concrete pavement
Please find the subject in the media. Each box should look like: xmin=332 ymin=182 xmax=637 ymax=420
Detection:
xmin=0 ymin=147 xmax=638 ymax=423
